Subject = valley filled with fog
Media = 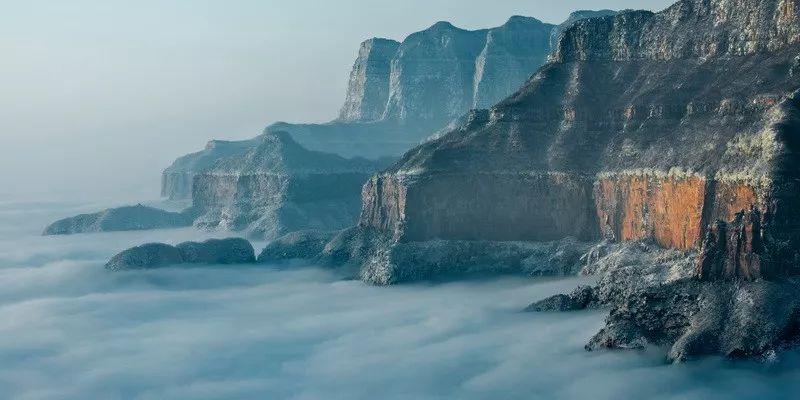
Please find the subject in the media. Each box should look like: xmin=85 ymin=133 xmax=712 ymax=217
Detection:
xmin=2 ymin=200 xmax=800 ymax=400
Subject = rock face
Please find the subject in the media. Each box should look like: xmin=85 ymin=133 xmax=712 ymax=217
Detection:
xmin=257 ymin=230 xmax=337 ymax=263
xmin=105 ymin=243 xmax=185 ymax=270
xmin=106 ymin=238 xmax=255 ymax=270
xmin=338 ymin=38 xmax=401 ymax=122
xmin=548 ymin=10 xmax=618 ymax=50
xmin=163 ymin=138 xmax=259 ymax=200
xmin=43 ymin=204 xmax=192 ymax=235
xmin=358 ymin=0 xmax=800 ymax=283
xmin=162 ymin=13 xmax=606 ymax=199
xmin=176 ymin=238 xmax=256 ymax=264
xmin=188 ymin=131 xmax=390 ymax=239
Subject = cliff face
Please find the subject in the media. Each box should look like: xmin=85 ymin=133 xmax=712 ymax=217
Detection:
xmin=338 ymin=38 xmax=401 ymax=122
xmin=188 ymin=131 xmax=390 ymax=239
xmin=361 ymin=0 xmax=800 ymax=281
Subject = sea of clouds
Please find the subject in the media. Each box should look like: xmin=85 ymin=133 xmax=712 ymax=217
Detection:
xmin=2 ymin=200 xmax=800 ymax=400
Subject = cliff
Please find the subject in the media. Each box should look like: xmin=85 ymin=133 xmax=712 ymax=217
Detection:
xmin=359 ymin=0 xmax=800 ymax=283
xmin=187 ymin=131 xmax=391 ymax=239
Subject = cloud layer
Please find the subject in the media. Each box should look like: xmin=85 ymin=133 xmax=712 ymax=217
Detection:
xmin=2 ymin=201 xmax=800 ymax=399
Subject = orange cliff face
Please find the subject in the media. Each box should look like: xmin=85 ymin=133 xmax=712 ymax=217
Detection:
xmin=595 ymin=174 xmax=708 ymax=250
xmin=594 ymin=172 xmax=764 ymax=249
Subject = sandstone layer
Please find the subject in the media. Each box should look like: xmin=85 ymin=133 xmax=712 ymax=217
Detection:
xmin=358 ymin=0 xmax=800 ymax=283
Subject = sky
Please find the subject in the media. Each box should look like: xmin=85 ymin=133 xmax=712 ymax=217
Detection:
xmin=0 ymin=0 xmax=675 ymax=202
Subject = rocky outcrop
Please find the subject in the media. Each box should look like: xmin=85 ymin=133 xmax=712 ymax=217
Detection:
xmin=188 ymin=131 xmax=390 ymax=239
xmin=549 ymin=10 xmax=618 ymax=50
xmin=162 ymin=138 xmax=259 ymax=200
xmin=106 ymin=238 xmax=255 ymax=270
xmin=43 ymin=204 xmax=192 ymax=235
xmin=257 ymin=230 xmax=337 ymax=262
xmin=176 ymin=238 xmax=256 ymax=264
xmin=338 ymin=38 xmax=401 ymax=122
xmin=105 ymin=243 xmax=186 ymax=270
xmin=525 ymin=286 xmax=599 ymax=312
xmin=356 ymin=0 xmax=800 ymax=283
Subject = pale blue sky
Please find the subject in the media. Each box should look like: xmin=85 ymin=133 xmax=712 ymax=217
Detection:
xmin=0 ymin=0 xmax=675 ymax=201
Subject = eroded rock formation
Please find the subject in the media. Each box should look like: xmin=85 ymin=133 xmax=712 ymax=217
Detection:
xmin=355 ymin=0 xmax=800 ymax=284
xmin=187 ymin=131 xmax=390 ymax=240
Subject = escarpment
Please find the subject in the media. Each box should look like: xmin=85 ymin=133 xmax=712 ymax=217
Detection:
xmin=160 ymin=13 xmax=615 ymax=236
xmin=357 ymin=0 xmax=800 ymax=283
xmin=188 ymin=131 xmax=391 ymax=239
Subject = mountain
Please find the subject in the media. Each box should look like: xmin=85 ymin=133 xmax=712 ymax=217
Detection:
xmin=185 ymin=131 xmax=392 ymax=239
xmin=270 ymin=0 xmax=800 ymax=359
xmin=163 ymin=13 xmax=617 ymax=200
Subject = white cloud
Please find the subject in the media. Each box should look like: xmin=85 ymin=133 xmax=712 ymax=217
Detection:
xmin=2 ymin=202 xmax=800 ymax=399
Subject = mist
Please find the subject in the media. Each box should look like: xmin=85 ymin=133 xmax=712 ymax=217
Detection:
xmin=2 ymin=200 xmax=800 ymax=399
xmin=0 ymin=0 xmax=675 ymax=202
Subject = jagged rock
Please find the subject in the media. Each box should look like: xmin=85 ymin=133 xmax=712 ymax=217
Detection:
xmin=176 ymin=238 xmax=255 ymax=264
xmin=697 ymin=207 xmax=766 ymax=281
xmin=586 ymin=278 xmax=800 ymax=362
xmin=318 ymin=229 xmax=592 ymax=284
xmin=525 ymin=286 xmax=599 ymax=312
xmin=187 ymin=131 xmax=390 ymax=240
xmin=105 ymin=243 xmax=185 ymax=271
xmin=548 ymin=10 xmax=618 ymax=49
xmin=257 ymin=230 xmax=337 ymax=262
xmin=358 ymin=0 xmax=800 ymax=281
xmin=43 ymin=204 xmax=192 ymax=235
xmin=105 ymin=238 xmax=255 ymax=270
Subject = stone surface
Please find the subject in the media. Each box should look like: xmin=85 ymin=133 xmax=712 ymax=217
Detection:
xmin=43 ymin=204 xmax=192 ymax=235
xmin=257 ymin=230 xmax=337 ymax=262
xmin=176 ymin=238 xmax=255 ymax=264
xmin=359 ymin=0 xmax=800 ymax=281
xmin=338 ymin=38 xmax=401 ymax=122
xmin=549 ymin=10 xmax=618 ymax=50
xmin=106 ymin=238 xmax=255 ymax=270
xmin=525 ymin=286 xmax=599 ymax=312
xmin=186 ymin=131 xmax=390 ymax=240
xmin=105 ymin=243 xmax=185 ymax=271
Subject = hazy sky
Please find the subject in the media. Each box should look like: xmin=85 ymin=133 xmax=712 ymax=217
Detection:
xmin=0 ymin=0 xmax=675 ymax=202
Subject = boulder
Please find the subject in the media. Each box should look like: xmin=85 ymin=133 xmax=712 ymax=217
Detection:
xmin=105 ymin=243 xmax=185 ymax=271
xmin=105 ymin=237 xmax=255 ymax=270
xmin=176 ymin=238 xmax=255 ymax=264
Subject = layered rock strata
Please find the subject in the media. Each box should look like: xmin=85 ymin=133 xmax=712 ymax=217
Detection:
xmin=187 ymin=131 xmax=391 ymax=240
xmin=162 ymin=12 xmax=613 ymax=199
xmin=356 ymin=0 xmax=800 ymax=283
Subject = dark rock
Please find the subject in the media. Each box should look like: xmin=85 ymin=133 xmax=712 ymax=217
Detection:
xmin=176 ymin=238 xmax=255 ymax=264
xmin=43 ymin=204 xmax=192 ymax=235
xmin=105 ymin=243 xmax=185 ymax=271
xmin=257 ymin=230 xmax=337 ymax=263
xmin=106 ymin=237 xmax=255 ymax=270
xmin=585 ymin=278 xmax=800 ymax=362
xmin=525 ymin=286 xmax=599 ymax=312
